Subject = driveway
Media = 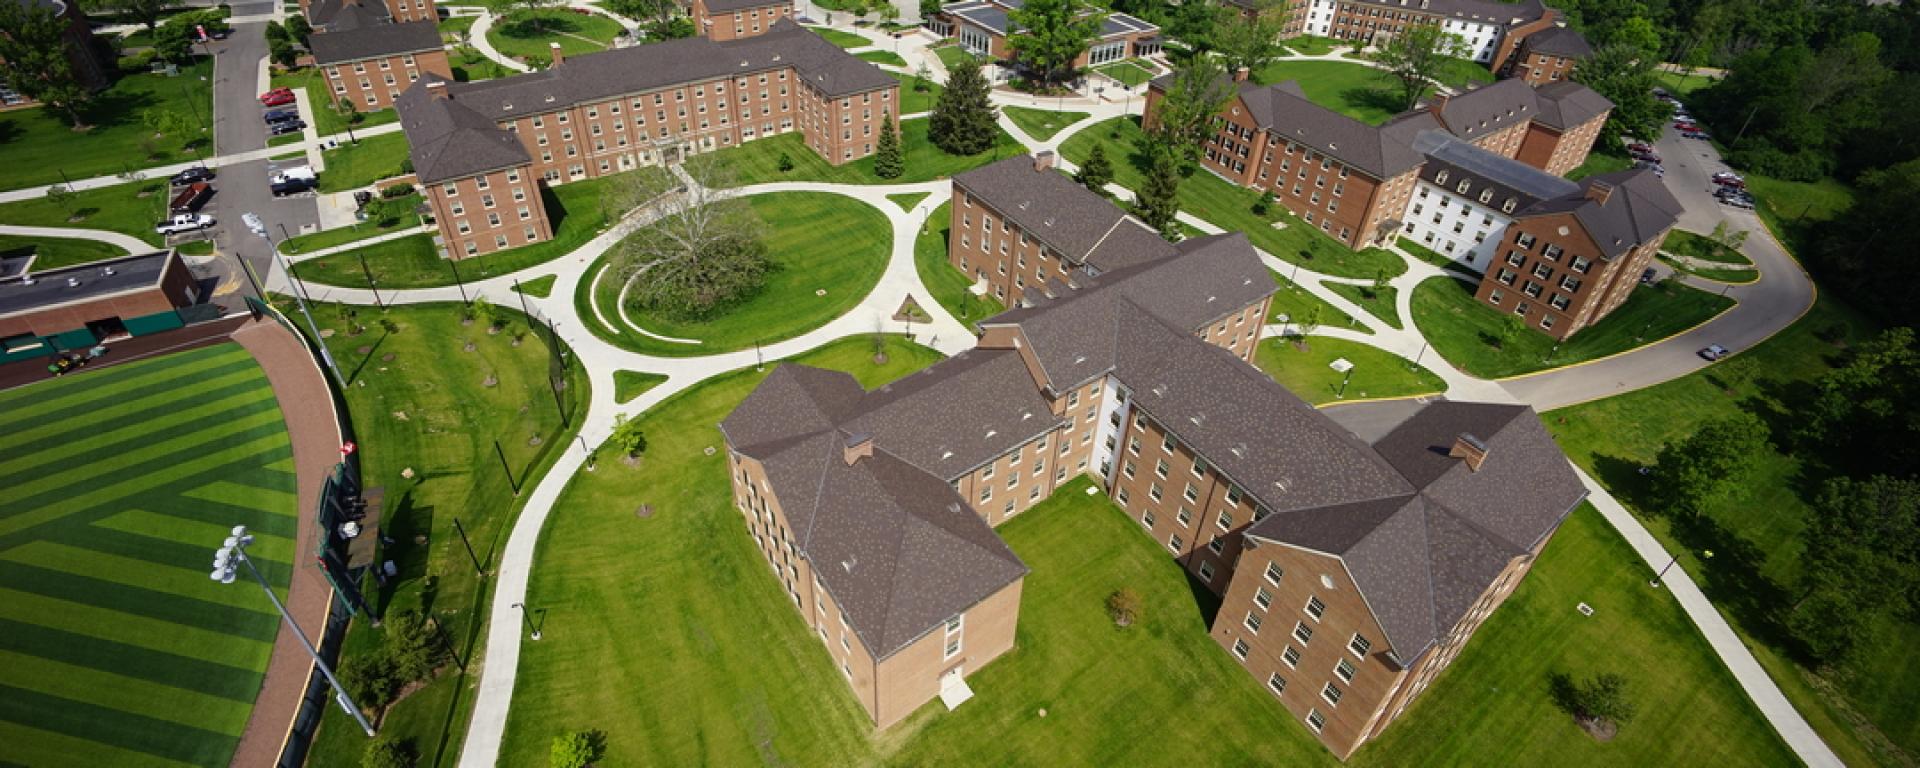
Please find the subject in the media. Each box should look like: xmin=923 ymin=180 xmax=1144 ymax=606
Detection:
xmin=207 ymin=19 xmax=322 ymax=297
xmin=1497 ymin=124 xmax=1815 ymax=410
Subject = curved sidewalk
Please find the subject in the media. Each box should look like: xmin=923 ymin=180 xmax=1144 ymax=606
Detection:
xmin=227 ymin=317 xmax=347 ymax=768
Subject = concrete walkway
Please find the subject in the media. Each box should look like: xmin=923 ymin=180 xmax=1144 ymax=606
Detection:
xmin=0 ymin=225 xmax=153 ymax=255
xmin=466 ymin=11 xmax=535 ymax=74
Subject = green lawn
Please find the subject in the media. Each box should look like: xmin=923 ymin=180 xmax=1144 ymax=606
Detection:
xmin=582 ymin=192 xmax=892 ymax=356
xmin=1745 ymin=174 xmax=1854 ymax=260
xmin=281 ymin=195 xmax=426 ymax=254
xmin=268 ymin=67 xmax=401 ymax=137
xmin=1544 ymin=295 xmax=1917 ymax=767
xmin=438 ymin=15 xmax=477 ymax=40
xmin=1255 ymin=336 xmax=1442 ymax=405
xmin=0 ymin=343 xmax=296 ymax=767
xmin=1654 ymin=69 xmax=1717 ymax=100
xmin=0 ymin=59 xmax=214 ymax=192
xmin=0 ymin=233 xmax=129 ymax=270
xmin=1352 ymin=504 xmax=1797 ymax=766
xmin=511 ymin=274 xmax=556 ymax=298
xmin=1567 ymin=148 xmax=1633 ymax=181
xmin=1269 ymin=271 xmax=1368 ymax=334
xmin=1433 ymin=56 xmax=1496 ymax=89
xmin=933 ymin=44 xmax=978 ymax=71
xmin=914 ymin=201 xmax=1004 ymax=327
xmin=296 ymin=300 xmax=587 ymax=768
xmin=1278 ymin=35 xmax=1342 ymax=56
xmin=613 ymin=370 xmax=666 ymax=404
xmin=1658 ymin=255 xmax=1757 ymax=285
xmin=298 ymin=172 xmax=656 ymax=288
xmin=1250 ymin=60 xmax=1402 ymax=125
xmin=1396 ymin=237 xmax=1479 ymax=277
xmin=1411 ymin=275 xmax=1735 ymax=379
xmin=889 ymin=72 xmax=943 ymax=115
xmin=856 ymin=49 xmax=906 ymax=67
xmin=886 ymin=191 xmax=929 ymax=210
xmin=451 ymin=47 xmax=515 ymax=83
xmin=695 ymin=117 xmax=1022 ymax=186
xmin=809 ymin=27 xmax=871 ymax=49
xmin=1058 ymin=116 xmax=1406 ymax=279
xmin=0 ymin=178 xmax=172 ymax=247
xmin=1324 ymin=281 xmax=1401 ymax=329
xmin=1093 ymin=59 xmax=1156 ymax=87
xmin=1663 ymin=230 xmax=1752 ymax=265
xmin=487 ymin=9 xmax=623 ymax=67
xmin=1002 ymin=106 xmax=1088 ymax=141
xmin=496 ymin=335 xmax=944 ymax=766
xmin=317 ymin=133 xmax=412 ymax=193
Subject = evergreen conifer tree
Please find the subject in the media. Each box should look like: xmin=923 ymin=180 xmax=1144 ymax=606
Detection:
xmin=929 ymin=58 xmax=998 ymax=155
xmin=874 ymin=111 xmax=903 ymax=178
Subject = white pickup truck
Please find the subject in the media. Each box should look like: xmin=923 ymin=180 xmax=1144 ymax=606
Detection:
xmin=155 ymin=212 xmax=215 ymax=235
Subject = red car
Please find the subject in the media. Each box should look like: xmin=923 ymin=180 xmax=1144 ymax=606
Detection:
xmin=1627 ymin=142 xmax=1654 ymax=154
xmin=260 ymin=88 xmax=295 ymax=106
xmin=1675 ymin=121 xmax=1699 ymax=131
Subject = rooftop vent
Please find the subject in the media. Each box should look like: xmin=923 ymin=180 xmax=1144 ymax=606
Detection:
xmin=1073 ymin=355 xmax=1086 ymax=365
xmin=941 ymin=450 xmax=954 ymax=460
xmin=1151 ymin=384 xmax=1167 ymax=398
xmin=841 ymin=556 xmax=857 ymax=573
xmin=1230 ymin=442 xmax=1247 ymax=458
xmin=1449 ymin=432 xmax=1490 ymax=472
xmin=985 ymin=429 xmax=997 ymax=439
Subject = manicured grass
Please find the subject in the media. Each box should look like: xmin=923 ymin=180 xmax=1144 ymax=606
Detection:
xmin=1745 ymin=174 xmax=1853 ymax=260
xmin=298 ymin=172 xmax=657 ymax=288
xmin=1396 ymin=237 xmax=1478 ymax=277
xmin=1353 ymin=504 xmax=1798 ymax=766
xmin=438 ymin=14 xmax=477 ymax=40
xmin=1269 ymin=271 xmax=1368 ymax=334
xmin=914 ymin=201 xmax=1004 ymax=326
xmin=1411 ymin=275 xmax=1735 ymax=378
xmin=451 ymin=47 xmax=515 ymax=82
xmin=176 ymin=239 xmax=215 ymax=256
xmin=1002 ymin=106 xmax=1088 ymax=141
xmin=1324 ymin=281 xmax=1401 ymax=329
xmin=1663 ymin=230 xmax=1752 ymax=265
xmin=0 ymin=59 xmax=214 ymax=192
xmin=808 ymin=27 xmax=872 ymax=49
xmin=584 ymin=192 xmax=892 ymax=356
xmin=1250 ymin=59 xmax=1401 ymax=125
xmin=1093 ymin=59 xmax=1156 ymax=87
xmin=511 ymin=274 xmax=556 ymax=298
xmin=695 ymin=117 xmax=1023 ymax=186
xmin=856 ymin=49 xmax=906 ymax=67
xmin=0 ymin=343 xmax=296 ymax=767
xmin=1058 ymin=116 xmax=1406 ymax=279
xmin=1433 ymin=56 xmax=1496 ymax=89
xmin=281 ymin=195 xmax=426 ymax=254
xmin=1654 ymin=69 xmax=1717 ymax=100
xmin=1544 ymin=295 xmax=1914 ymax=767
xmin=613 ymin=370 xmax=666 ymax=404
xmin=1658 ymin=255 xmax=1756 ymax=284
xmin=933 ymin=44 xmax=978 ymax=71
xmin=317 ymin=133 xmax=412 ymax=193
xmin=888 ymin=72 xmax=943 ymax=115
xmin=487 ymin=9 xmax=622 ymax=67
xmin=0 ymin=178 xmax=172 ymax=247
xmin=887 ymin=191 xmax=930 ymax=210
xmin=1567 ymin=148 xmax=1632 ymax=181
xmin=296 ymin=300 xmax=587 ymax=768
xmin=1255 ymin=336 xmax=1442 ymax=405
xmin=0 ymin=233 xmax=129 ymax=270
xmin=496 ymin=335 xmax=944 ymax=766
xmin=1279 ymin=35 xmax=1342 ymax=56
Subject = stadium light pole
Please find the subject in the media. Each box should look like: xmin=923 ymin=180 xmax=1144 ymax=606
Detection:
xmin=211 ymin=525 xmax=377 ymax=738
xmin=251 ymin=216 xmax=346 ymax=388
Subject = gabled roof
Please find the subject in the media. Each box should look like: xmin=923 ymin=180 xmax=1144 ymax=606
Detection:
xmin=844 ymin=349 xmax=1060 ymax=479
xmin=308 ymin=18 xmax=442 ymax=64
xmin=702 ymin=0 xmax=791 ymax=12
xmin=1521 ymin=26 xmax=1593 ymax=58
xmin=941 ymin=0 xmax=1157 ymax=40
xmin=1413 ymin=129 xmax=1578 ymax=210
xmin=1532 ymin=80 xmax=1613 ymax=130
xmin=952 ymin=155 xmax=1175 ymax=274
xmin=1235 ymin=81 xmax=1431 ymax=180
xmin=1516 ymin=169 xmax=1680 ymax=258
xmin=395 ymin=74 xmax=535 ymax=183
xmin=1428 ymin=78 xmax=1539 ymax=141
xmin=1319 ymin=0 xmax=1548 ymax=25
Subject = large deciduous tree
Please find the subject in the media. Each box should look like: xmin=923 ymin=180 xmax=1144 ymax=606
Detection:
xmin=1144 ymin=56 xmax=1234 ymax=169
xmin=1369 ymin=24 xmax=1466 ymax=112
xmin=1651 ymin=413 xmax=1771 ymax=514
xmin=1212 ymin=0 xmax=1286 ymax=78
xmin=1573 ymin=43 xmax=1672 ymax=147
xmin=1007 ymin=0 xmax=1102 ymax=89
xmin=929 ymin=58 xmax=999 ymax=155
xmin=609 ymin=163 xmax=771 ymax=320
xmin=0 ymin=0 xmax=93 ymax=127
xmin=1786 ymin=474 xmax=1920 ymax=665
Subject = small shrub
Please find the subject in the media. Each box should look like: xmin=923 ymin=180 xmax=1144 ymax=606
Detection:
xmin=361 ymin=736 xmax=415 ymax=768
xmin=550 ymin=729 xmax=606 ymax=768
xmin=1253 ymin=189 xmax=1275 ymax=215
xmin=381 ymin=182 xmax=416 ymax=199
xmin=1106 ymin=588 xmax=1142 ymax=627
xmin=609 ymin=413 xmax=647 ymax=458
xmin=777 ymin=152 xmax=795 ymax=173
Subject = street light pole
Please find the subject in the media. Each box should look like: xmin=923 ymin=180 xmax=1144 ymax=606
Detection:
xmin=512 ymin=602 xmax=542 ymax=640
xmin=212 ymin=525 xmax=376 ymax=738
xmin=255 ymin=217 xmax=347 ymax=388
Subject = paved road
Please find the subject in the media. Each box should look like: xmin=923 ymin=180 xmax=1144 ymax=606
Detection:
xmin=205 ymin=13 xmax=322 ymax=298
xmin=1498 ymin=124 xmax=1815 ymax=409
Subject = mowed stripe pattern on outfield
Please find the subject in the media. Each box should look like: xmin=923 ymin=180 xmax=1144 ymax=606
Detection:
xmin=0 ymin=343 xmax=297 ymax=767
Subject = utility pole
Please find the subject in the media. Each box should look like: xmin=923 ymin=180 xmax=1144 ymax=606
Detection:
xmin=255 ymin=216 xmax=346 ymax=388
xmin=212 ymin=526 xmax=376 ymax=737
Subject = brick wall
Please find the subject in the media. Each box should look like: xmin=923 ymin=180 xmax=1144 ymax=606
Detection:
xmin=323 ymin=48 xmax=451 ymax=110
xmin=694 ymin=0 xmax=794 ymax=41
xmin=426 ymin=165 xmax=554 ymax=259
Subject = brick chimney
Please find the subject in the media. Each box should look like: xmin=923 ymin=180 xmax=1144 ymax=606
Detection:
xmin=1032 ymin=150 xmax=1056 ymax=172
xmin=1448 ymin=433 xmax=1489 ymax=472
xmin=426 ymin=80 xmax=449 ymax=100
xmin=1233 ymin=66 xmax=1250 ymax=82
xmin=843 ymin=432 xmax=874 ymax=465
xmin=1426 ymin=92 xmax=1450 ymax=120
xmin=549 ymin=42 xmax=565 ymax=67
xmin=1585 ymin=179 xmax=1615 ymax=205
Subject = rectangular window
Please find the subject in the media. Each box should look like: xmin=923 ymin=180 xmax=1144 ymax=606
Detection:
xmin=1293 ymin=622 xmax=1314 ymax=644
xmin=1335 ymin=659 xmax=1357 ymax=683
xmin=1216 ymin=510 xmax=1234 ymax=531
xmin=1321 ymin=682 xmax=1343 ymax=706
xmin=1305 ymin=596 xmax=1326 ymax=621
xmin=1168 ymin=534 xmax=1184 ymax=552
xmin=1265 ymin=562 xmax=1283 ymax=586
xmin=1232 ymin=639 xmax=1250 ymax=660
xmin=1244 ymin=611 xmax=1262 ymax=634
xmin=1267 ymin=673 xmax=1288 ymax=696
xmin=1306 ymin=709 xmax=1326 ymax=732
xmin=1254 ymin=587 xmax=1273 ymax=611
xmin=1348 ymin=633 xmax=1371 ymax=657
xmin=1282 ymin=645 xmax=1301 ymax=667
xmin=1199 ymin=560 xmax=1215 ymax=582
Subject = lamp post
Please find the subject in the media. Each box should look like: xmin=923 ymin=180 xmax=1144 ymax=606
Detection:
xmin=1651 ymin=549 xmax=1713 ymax=588
xmin=253 ymin=214 xmax=346 ymax=388
xmin=211 ymin=525 xmax=376 ymax=737
xmin=1329 ymin=357 xmax=1355 ymax=399
xmin=512 ymin=602 xmax=542 ymax=640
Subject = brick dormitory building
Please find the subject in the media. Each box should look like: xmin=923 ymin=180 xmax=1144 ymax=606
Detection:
xmin=720 ymin=154 xmax=1589 ymax=757
xmin=1150 ymin=74 xmax=1676 ymax=339
xmin=393 ymin=20 xmax=898 ymax=259
xmin=691 ymin=0 xmax=794 ymax=41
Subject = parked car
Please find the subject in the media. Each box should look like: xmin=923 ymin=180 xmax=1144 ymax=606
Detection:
xmin=1626 ymin=142 xmax=1654 ymax=154
xmin=1698 ymin=344 xmax=1730 ymax=361
xmin=1721 ymin=196 xmax=1756 ymax=210
xmin=259 ymin=88 xmax=295 ymax=106
xmin=170 ymin=166 xmax=215 ymax=185
xmin=263 ymin=108 xmax=300 ymax=124
xmin=271 ymin=178 xmax=316 ymax=197
xmin=169 ymin=182 xmax=213 ymax=213
xmin=1685 ymin=130 xmax=1712 ymax=140
xmin=1713 ymin=177 xmax=1746 ymax=190
xmin=1674 ymin=121 xmax=1699 ymax=131
xmin=1712 ymin=171 xmax=1744 ymax=182
xmin=1632 ymin=152 xmax=1662 ymax=165
xmin=271 ymin=165 xmax=317 ymax=184
xmin=268 ymin=120 xmax=306 ymax=136
xmin=155 ymin=212 xmax=215 ymax=235
xmin=1641 ymin=267 xmax=1658 ymax=284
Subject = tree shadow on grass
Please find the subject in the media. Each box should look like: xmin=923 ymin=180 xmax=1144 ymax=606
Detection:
xmin=497 ymin=13 xmax=587 ymax=39
xmin=1338 ymin=86 xmax=1408 ymax=121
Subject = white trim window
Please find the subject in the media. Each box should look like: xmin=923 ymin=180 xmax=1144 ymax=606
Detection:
xmin=944 ymin=614 xmax=964 ymax=660
xmin=1321 ymin=682 xmax=1343 ymax=706
xmin=1243 ymin=611 xmax=1262 ymax=634
xmin=1232 ymin=639 xmax=1250 ymax=660
xmin=1267 ymin=672 xmax=1288 ymax=696
xmin=1305 ymin=596 xmax=1326 ymax=621
xmin=1293 ymin=622 xmax=1314 ymax=645
xmin=1306 ymin=709 xmax=1326 ymax=732
xmin=1348 ymin=633 xmax=1371 ymax=658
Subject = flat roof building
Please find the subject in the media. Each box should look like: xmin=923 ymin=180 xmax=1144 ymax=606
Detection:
xmin=0 ymin=251 xmax=204 ymax=365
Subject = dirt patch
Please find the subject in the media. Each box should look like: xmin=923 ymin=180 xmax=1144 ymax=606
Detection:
xmin=635 ymin=504 xmax=654 ymax=518
xmin=1575 ymin=716 xmax=1617 ymax=742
